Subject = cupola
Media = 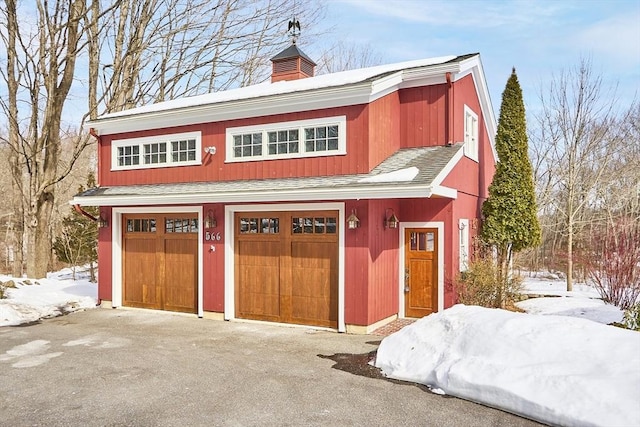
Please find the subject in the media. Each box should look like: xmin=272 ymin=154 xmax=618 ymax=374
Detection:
xmin=270 ymin=18 xmax=316 ymax=83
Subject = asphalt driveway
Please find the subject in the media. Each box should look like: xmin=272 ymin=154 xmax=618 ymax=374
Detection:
xmin=0 ymin=309 xmax=542 ymax=426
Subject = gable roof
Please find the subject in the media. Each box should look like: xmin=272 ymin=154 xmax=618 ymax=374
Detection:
xmin=88 ymin=53 xmax=496 ymax=146
xmin=72 ymin=144 xmax=464 ymax=206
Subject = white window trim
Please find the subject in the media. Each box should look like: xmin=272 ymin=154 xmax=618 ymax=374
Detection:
xmin=225 ymin=116 xmax=347 ymax=163
xmin=463 ymin=105 xmax=479 ymax=162
xmin=459 ymin=218 xmax=469 ymax=272
xmin=111 ymin=131 xmax=202 ymax=171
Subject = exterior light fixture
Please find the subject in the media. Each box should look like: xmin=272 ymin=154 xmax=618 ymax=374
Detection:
xmin=204 ymin=209 xmax=217 ymax=229
xmin=204 ymin=146 xmax=217 ymax=155
xmin=97 ymin=215 xmax=109 ymax=228
xmin=347 ymin=209 xmax=360 ymax=229
xmin=384 ymin=208 xmax=399 ymax=229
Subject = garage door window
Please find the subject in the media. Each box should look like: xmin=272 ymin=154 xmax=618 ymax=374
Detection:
xmin=126 ymin=218 xmax=156 ymax=233
xmin=292 ymin=217 xmax=337 ymax=234
xmin=239 ymin=217 xmax=280 ymax=234
xmin=166 ymin=218 xmax=198 ymax=233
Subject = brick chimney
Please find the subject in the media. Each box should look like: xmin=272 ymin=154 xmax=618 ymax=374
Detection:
xmin=270 ymin=43 xmax=316 ymax=83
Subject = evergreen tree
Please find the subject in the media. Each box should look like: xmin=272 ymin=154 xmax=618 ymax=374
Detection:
xmin=53 ymin=174 xmax=99 ymax=281
xmin=481 ymin=68 xmax=541 ymax=288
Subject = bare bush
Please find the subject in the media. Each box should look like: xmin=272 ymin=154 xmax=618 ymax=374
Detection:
xmin=586 ymin=223 xmax=640 ymax=310
xmin=456 ymin=258 xmax=523 ymax=309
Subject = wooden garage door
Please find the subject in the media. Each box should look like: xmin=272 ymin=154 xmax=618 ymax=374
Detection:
xmin=235 ymin=211 xmax=338 ymax=328
xmin=123 ymin=214 xmax=198 ymax=313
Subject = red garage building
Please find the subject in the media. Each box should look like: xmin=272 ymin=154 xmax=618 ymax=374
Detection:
xmin=73 ymin=46 xmax=496 ymax=333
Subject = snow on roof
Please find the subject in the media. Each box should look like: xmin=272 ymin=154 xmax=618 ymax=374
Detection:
xmin=97 ymin=55 xmax=458 ymax=121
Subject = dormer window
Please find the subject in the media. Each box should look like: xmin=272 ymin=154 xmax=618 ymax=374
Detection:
xmin=226 ymin=116 xmax=346 ymax=162
xmin=112 ymin=131 xmax=201 ymax=171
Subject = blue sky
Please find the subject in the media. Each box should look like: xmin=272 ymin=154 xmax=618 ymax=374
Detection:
xmin=320 ymin=0 xmax=640 ymax=116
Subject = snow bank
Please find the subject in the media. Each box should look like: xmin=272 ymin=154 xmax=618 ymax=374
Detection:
xmin=0 ymin=268 xmax=97 ymax=326
xmin=375 ymin=305 xmax=640 ymax=427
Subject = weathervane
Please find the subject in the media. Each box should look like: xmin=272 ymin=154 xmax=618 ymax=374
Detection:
xmin=288 ymin=16 xmax=301 ymax=44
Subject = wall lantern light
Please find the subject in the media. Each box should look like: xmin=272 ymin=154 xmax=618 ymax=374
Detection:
xmin=384 ymin=208 xmax=399 ymax=229
xmin=347 ymin=209 xmax=360 ymax=229
xmin=97 ymin=215 xmax=109 ymax=228
xmin=204 ymin=209 xmax=217 ymax=229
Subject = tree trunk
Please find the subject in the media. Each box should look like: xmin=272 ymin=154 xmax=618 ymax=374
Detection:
xmin=566 ymin=223 xmax=573 ymax=291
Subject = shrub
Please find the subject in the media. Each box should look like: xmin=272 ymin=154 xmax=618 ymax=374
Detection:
xmin=585 ymin=223 xmax=640 ymax=310
xmin=456 ymin=258 xmax=523 ymax=309
xmin=621 ymin=304 xmax=640 ymax=331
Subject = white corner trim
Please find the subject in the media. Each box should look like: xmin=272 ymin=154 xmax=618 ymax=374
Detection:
xmin=398 ymin=222 xmax=445 ymax=318
xmin=224 ymin=202 xmax=346 ymax=332
xmin=110 ymin=206 xmax=204 ymax=317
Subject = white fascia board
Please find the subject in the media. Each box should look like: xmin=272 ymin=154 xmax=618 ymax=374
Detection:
xmin=90 ymin=83 xmax=374 ymax=136
xmin=368 ymin=63 xmax=460 ymax=103
xmin=430 ymin=185 xmax=458 ymax=199
xmin=70 ymin=183 xmax=459 ymax=207
xmin=431 ymin=145 xmax=464 ymax=187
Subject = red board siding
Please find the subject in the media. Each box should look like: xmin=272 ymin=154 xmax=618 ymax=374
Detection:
xmin=399 ymin=84 xmax=447 ymax=148
xmin=452 ymin=74 xmax=482 ymax=144
xmin=366 ymin=199 xmax=400 ymax=324
xmin=368 ymin=92 xmax=401 ymax=168
xmin=97 ymin=207 xmax=112 ymax=302
xmin=99 ymin=105 xmax=370 ymax=187
xmin=202 ymin=203 xmax=225 ymax=312
xmin=344 ymin=200 xmax=370 ymax=326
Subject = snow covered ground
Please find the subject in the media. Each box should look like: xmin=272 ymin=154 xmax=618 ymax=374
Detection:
xmin=0 ymin=268 xmax=97 ymax=327
xmin=2 ymin=268 xmax=639 ymax=426
xmin=376 ymin=276 xmax=639 ymax=427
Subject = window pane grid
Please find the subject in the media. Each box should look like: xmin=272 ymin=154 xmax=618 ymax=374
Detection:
xmin=267 ymin=129 xmax=299 ymax=155
xmin=233 ymin=133 xmax=262 ymax=158
xmin=304 ymin=125 xmax=339 ymax=153
xmin=239 ymin=217 xmax=280 ymax=234
xmin=117 ymin=145 xmax=140 ymax=166
xmin=165 ymin=218 xmax=198 ymax=233
xmin=292 ymin=217 xmax=337 ymax=234
xmin=171 ymin=138 xmax=197 ymax=163
xmin=228 ymin=118 xmax=343 ymax=161
xmin=143 ymin=142 xmax=167 ymax=164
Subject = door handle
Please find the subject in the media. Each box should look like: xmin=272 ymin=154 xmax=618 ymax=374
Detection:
xmin=404 ymin=268 xmax=410 ymax=292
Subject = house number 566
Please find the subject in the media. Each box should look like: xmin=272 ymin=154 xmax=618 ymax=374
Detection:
xmin=205 ymin=231 xmax=221 ymax=241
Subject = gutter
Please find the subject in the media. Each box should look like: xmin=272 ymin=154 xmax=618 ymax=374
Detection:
xmin=73 ymin=204 xmax=99 ymax=222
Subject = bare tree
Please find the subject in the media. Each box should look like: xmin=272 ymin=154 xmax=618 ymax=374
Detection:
xmin=315 ymin=41 xmax=384 ymax=74
xmin=0 ymin=0 xmax=92 ymax=278
xmin=531 ymin=58 xmax=622 ymax=291
xmin=1 ymin=0 xmax=327 ymax=277
xmin=88 ymin=0 xmax=327 ymax=116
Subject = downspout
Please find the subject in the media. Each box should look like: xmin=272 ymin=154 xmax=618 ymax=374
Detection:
xmin=445 ymin=72 xmax=453 ymax=146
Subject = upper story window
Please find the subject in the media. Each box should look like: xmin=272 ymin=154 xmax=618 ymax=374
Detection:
xmin=112 ymin=131 xmax=201 ymax=171
xmin=464 ymin=106 xmax=478 ymax=162
xmin=226 ymin=116 xmax=346 ymax=163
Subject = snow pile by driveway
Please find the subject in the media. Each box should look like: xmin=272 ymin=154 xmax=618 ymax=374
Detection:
xmin=375 ymin=304 xmax=640 ymax=427
xmin=0 ymin=268 xmax=97 ymax=326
